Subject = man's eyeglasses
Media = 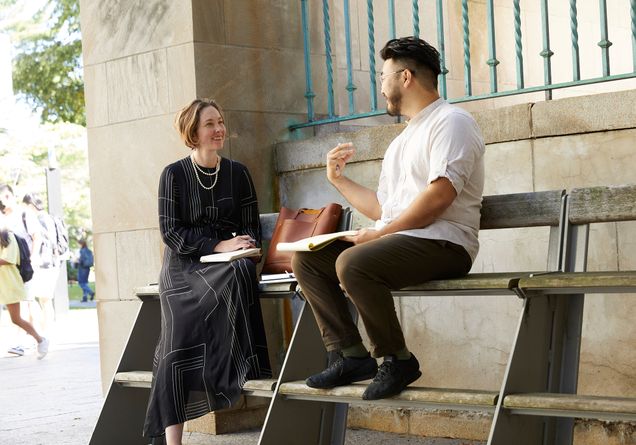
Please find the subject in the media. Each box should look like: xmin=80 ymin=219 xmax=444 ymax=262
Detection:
xmin=379 ymin=68 xmax=409 ymax=81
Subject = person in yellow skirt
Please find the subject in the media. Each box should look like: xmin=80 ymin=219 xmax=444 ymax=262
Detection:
xmin=0 ymin=217 xmax=49 ymax=359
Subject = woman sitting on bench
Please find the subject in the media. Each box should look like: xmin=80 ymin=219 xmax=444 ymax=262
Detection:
xmin=143 ymin=99 xmax=271 ymax=445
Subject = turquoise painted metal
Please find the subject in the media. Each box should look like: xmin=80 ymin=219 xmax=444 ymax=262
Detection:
xmin=412 ymin=0 xmax=420 ymax=38
xmin=388 ymin=0 xmax=396 ymax=40
xmin=344 ymin=0 xmax=357 ymax=115
xmin=570 ymin=0 xmax=580 ymax=81
xmin=436 ymin=0 xmax=448 ymax=99
xmin=513 ymin=0 xmax=524 ymax=89
xmin=292 ymin=0 xmax=636 ymax=131
xmin=322 ymin=0 xmax=335 ymax=117
xmin=486 ymin=0 xmax=499 ymax=93
xmin=290 ymin=72 xmax=636 ymax=131
xmin=300 ymin=0 xmax=315 ymax=121
xmin=461 ymin=0 xmax=472 ymax=96
xmin=367 ymin=0 xmax=377 ymax=111
xmin=598 ymin=0 xmax=612 ymax=77
xmin=540 ymin=0 xmax=554 ymax=99
xmin=632 ymin=0 xmax=636 ymax=71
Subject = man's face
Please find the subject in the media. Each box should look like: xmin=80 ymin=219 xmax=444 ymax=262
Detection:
xmin=380 ymin=59 xmax=404 ymax=117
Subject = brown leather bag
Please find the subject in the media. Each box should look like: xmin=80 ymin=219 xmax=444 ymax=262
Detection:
xmin=262 ymin=203 xmax=343 ymax=274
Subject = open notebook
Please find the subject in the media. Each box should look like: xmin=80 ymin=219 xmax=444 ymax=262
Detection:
xmin=276 ymin=230 xmax=358 ymax=252
xmin=200 ymin=248 xmax=261 ymax=263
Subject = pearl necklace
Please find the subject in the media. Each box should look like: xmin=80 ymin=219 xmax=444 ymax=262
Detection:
xmin=191 ymin=154 xmax=221 ymax=190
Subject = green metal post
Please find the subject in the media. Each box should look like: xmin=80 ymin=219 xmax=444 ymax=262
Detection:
xmin=632 ymin=0 xmax=636 ymax=72
xmin=388 ymin=0 xmax=396 ymax=40
xmin=598 ymin=0 xmax=612 ymax=77
xmin=513 ymin=0 xmax=524 ymax=89
xmin=486 ymin=0 xmax=499 ymax=93
xmin=436 ymin=0 xmax=448 ymax=99
xmin=322 ymin=0 xmax=335 ymax=117
xmin=344 ymin=0 xmax=357 ymax=115
xmin=570 ymin=0 xmax=580 ymax=81
xmin=367 ymin=0 xmax=377 ymax=111
xmin=412 ymin=0 xmax=420 ymax=38
xmin=300 ymin=0 xmax=315 ymax=121
xmin=461 ymin=0 xmax=472 ymax=96
xmin=540 ymin=0 xmax=554 ymax=100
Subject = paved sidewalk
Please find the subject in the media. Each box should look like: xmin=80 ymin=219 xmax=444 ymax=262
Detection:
xmin=0 ymin=307 xmax=482 ymax=445
xmin=0 ymin=307 xmax=102 ymax=445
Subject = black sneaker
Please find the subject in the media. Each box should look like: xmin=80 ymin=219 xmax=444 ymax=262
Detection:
xmin=362 ymin=354 xmax=421 ymax=400
xmin=305 ymin=353 xmax=377 ymax=389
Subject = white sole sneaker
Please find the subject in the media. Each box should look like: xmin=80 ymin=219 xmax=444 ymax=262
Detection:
xmin=8 ymin=346 xmax=25 ymax=356
xmin=37 ymin=338 xmax=49 ymax=359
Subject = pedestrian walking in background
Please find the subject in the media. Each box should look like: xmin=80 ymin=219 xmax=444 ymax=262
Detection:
xmin=0 ymin=184 xmax=43 ymax=355
xmin=0 ymin=213 xmax=49 ymax=359
xmin=77 ymin=239 xmax=94 ymax=302
xmin=22 ymin=193 xmax=59 ymax=333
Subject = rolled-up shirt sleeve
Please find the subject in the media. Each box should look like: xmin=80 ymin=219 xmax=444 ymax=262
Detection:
xmin=158 ymin=166 xmax=219 ymax=257
xmin=428 ymin=112 xmax=485 ymax=196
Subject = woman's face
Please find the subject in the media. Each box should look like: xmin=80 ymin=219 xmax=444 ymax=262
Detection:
xmin=195 ymin=105 xmax=226 ymax=151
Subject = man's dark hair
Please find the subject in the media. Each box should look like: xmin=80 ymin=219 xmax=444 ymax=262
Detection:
xmin=380 ymin=37 xmax=441 ymax=89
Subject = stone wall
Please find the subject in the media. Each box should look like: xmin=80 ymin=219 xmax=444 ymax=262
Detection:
xmin=80 ymin=0 xmax=636 ymax=440
xmin=274 ymin=89 xmax=636 ymax=442
xmin=79 ymin=0 xmax=330 ymax=394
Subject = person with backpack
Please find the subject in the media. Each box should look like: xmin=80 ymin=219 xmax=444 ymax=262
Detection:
xmin=77 ymin=239 xmax=95 ymax=302
xmin=0 ymin=214 xmax=49 ymax=359
xmin=22 ymin=194 xmax=58 ymax=333
xmin=0 ymin=184 xmax=44 ymax=355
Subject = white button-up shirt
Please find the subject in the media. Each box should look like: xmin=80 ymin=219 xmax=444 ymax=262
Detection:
xmin=374 ymin=98 xmax=485 ymax=261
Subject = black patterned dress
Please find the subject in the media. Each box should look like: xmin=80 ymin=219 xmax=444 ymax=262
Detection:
xmin=143 ymin=156 xmax=271 ymax=438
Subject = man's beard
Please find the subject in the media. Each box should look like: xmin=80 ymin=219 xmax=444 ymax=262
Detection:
xmin=385 ymin=89 xmax=402 ymax=116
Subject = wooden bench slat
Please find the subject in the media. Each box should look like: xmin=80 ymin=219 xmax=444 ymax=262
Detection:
xmin=480 ymin=190 xmax=564 ymax=229
xmin=114 ymin=371 xmax=275 ymax=397
xmin=395 ymin=272 xmax=534 ymax=296
xmin=503 ymin=393 xmax=636 ymax=421
xmin=519 ymin=271 xmax=636 ymax=294
xmin=278 ymin=381 xmax=498 ymax=410
xmin=243 ymin=379 xmax=278 ymax=392
xmin=115 ymin=371 xmax=152 ymax=388
xmin=242 ymin=379 xmax=278 ymax=398
xmin=568 ymin=185 xmax=636 ymax=225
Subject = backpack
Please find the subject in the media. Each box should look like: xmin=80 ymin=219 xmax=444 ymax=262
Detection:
xmin=14 ymin=234 xmax=34 ymax=283
xmin=80 ymin=247 xmax=94 ymax=268
xmin=52 ymin=216 xmax=69 ymax=258
xmin=36 ymin=213 xmax=56 ymax=268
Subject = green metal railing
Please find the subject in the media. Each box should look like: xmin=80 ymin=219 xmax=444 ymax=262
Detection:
xmin=292 ymin=0 xmax=636 ymax=131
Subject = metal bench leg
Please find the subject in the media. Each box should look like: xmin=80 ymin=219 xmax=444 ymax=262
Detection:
xmin=259 ymin=300 xmax=347 ymax=445
xmin=89 ymin=298 xmax=161 ymax=445
xmin=544 ymin=294 xmax=584 ymax=445
xmin=488 ymin=294 xmax=584 ymax=445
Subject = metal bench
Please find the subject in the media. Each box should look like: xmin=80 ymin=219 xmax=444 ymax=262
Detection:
xmin=88 ymin=209 xmax=352 ymax=445
xmin=490 ymin=185 xmax=636 ymax=445
xmin=258 ymin=190 xmax=567 ymax=445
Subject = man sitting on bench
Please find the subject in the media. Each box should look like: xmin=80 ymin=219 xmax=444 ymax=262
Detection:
xmin=292 ymin=37 xmax=485 ymax=400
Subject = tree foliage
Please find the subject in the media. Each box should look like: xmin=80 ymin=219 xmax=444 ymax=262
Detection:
xmin=10 ymin=0 xmax=85 ymax=126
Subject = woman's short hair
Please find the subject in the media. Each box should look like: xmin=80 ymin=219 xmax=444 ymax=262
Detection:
xmin=174 ymin=99 xmax=223 ymax=149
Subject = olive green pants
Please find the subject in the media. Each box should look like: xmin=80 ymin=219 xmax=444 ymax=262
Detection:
xmin=292 ymin=234 xmax=472 ymax=358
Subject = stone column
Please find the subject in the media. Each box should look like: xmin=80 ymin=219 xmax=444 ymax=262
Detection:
xmin=80 ymin=0 xmax=329 ymax=434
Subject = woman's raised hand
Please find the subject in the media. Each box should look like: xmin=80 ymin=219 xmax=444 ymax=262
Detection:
xmin=214 ymin=235 xmax=256 ymax=252
xmin=326 ymin=142 xmax=355 ymax=183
